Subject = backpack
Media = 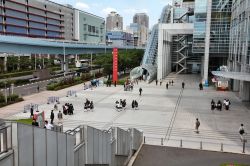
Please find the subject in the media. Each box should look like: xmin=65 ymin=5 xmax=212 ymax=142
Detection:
xmin=239 ymin=129 xmax=245 ymax=135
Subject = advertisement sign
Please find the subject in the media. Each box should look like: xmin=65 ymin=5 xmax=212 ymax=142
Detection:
xmin=113 ymin=48 xmax=118 ymax=83
xmin=34 ymin=111 xmax=45 ymax=128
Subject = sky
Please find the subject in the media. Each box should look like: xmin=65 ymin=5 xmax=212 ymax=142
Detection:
xmin=50 ymin=0 xmax=173 ymax=29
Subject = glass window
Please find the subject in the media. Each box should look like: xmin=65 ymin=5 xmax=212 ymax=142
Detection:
xmin=0 ymin=25 xmax=2 ymax=31
xmin=47 ymin=18 xmax=60 ymax=25
xmin=47 ymin=24 xmax=60 ymax=31
xmin=29 ymin=29 xmax=45 ymax=36
xmin=47 ymin=31 xmax=60 ymax=37
xmin=29 ymin=15 xmax=45 ymax=22
xmin=5 ymin=9 xmax=26 ymax=19
xmin=29 ymin=22 xmax=45 ymax=28
xmin=6 ymin=26 xmax=26 ymax=34
xmin=6 ymin=18 xmax=27 ymax=26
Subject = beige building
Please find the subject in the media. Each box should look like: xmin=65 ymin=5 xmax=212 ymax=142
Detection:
xmin=106 ymin=11 xmax=123 ymax=31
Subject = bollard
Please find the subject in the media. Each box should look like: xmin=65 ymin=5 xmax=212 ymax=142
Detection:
xmin=220 ymin=143 xmax=223 ymax=152
xmin=144 ymin=136 xmax=146 ymax=144
xmin=243 ymin=139 xmax=246 ymax=153
xmin=161 ymin=138 xmax=163 ymax=145
xmin=180 ymin=139 xmax=182 ymax=148
xmin=200 ymin=141 xmax=203 ymax=150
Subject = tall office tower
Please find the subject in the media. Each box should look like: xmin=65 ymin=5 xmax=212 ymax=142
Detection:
xmin=106 ymin=11 xmax=123 ymax=31
xmin=133 ymin=13 xmax=149 ymax=28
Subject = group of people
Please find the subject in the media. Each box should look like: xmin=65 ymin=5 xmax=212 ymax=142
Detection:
xmin=115 ymin=99 xmax=127 ymax=110
xmin=84 ymin=99 xmax=94 ymax=111
xmin=131 ymin=100 xmax=139 ymax=110
xmin=211 ymin=99 xmax=231 ymax=111
xmin=63 ymin=103 xmax=74 ymax=115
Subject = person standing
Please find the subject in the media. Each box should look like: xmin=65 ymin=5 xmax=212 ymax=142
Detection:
xmin=182 ymin=82 xmax=185 ymax=89
xmin=156 ymin=80 xmax=158 ymax=86
xmin=166 ymin=83 xmax=169 ymax=89
xmin=160 ymin=79 xmax=162 ymax=86
xmin=57 ymin=111 xmax=63 ymax=124
xmin=50 ymin=110 xmax=54 ymax=124
xmin=44 ymin=120 xmax=53 ymax=130
xmin=139 ymin=87 xmax=142 ymax=96
xmin=30 ymin=106 xmax=34 ymax=117
xmin=195 ymin=118 xmax=200 ymax=133
xmin=171 ymin=80 xmax=174 ymax=86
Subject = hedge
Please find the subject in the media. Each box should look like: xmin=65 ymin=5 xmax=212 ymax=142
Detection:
xmin=46 ymin=72 xmax=103 ymax=91
xmin=0 ymin=93 xmax=24 ymax=108
xmin=0 ymin=71 xmax=33 ymax=79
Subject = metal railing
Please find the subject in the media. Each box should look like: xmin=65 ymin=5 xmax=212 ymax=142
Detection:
xmin=0 ymin=124 xmax=12 ymax=155
xmin=143 ymin=136 xmax=249 ymax=154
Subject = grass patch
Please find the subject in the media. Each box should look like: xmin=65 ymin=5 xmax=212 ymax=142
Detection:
xmin=16 ymin=118 xmax=32 ymax=125
xmin=220 ymin=164 xmax=250 ymax=166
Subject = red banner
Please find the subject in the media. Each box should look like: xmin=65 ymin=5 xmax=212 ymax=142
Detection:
xmin=113 ymin=48 xmax=118 ymax=83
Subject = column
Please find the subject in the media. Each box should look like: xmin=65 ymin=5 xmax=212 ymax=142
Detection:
xmin=203 ymin=0 xmax=212 ymax=86
xmin=239 ymin=81 xmax=250 ymax=101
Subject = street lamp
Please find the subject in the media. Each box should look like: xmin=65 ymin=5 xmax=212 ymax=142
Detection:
xmin=4 ymin=82 xmax=7 ymax=104
xmin=63 ymin=41 xmax=66 ymax=77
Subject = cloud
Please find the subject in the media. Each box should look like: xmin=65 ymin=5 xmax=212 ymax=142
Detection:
xmin=102 ymin=7 xmax=117 ymax=16
xmin=75 ymin=2 xmax=90 ymax=10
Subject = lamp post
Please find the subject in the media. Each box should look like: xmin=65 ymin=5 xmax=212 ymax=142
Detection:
xmin=4 ymin=82 xmax=7 ymax=104
xmin=63 ymin=41 xmax=66 ymax=77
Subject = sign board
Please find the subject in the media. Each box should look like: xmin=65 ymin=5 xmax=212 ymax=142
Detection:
xmin=113 ymin=48 xmax=118 ymax=83
xmin=217 ymin=81 xmax=228 ymax=90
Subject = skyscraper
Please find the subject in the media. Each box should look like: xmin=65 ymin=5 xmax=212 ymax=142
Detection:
xmin=106 ymin=11 xmax=123 ymax=31
xmin=133 ymin=13 xmax=149 ymax=28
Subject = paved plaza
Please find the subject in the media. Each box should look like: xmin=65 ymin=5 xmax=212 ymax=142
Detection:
xmin=2 ymin=74 xmax=250 ymax=154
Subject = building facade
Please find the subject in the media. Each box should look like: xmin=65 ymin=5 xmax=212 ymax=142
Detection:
xmin=133 ymin=13 xmax=149 ymax=28
xmin=75 ymin=10 xmax=105 ymax=44
xmin=127 ymin=23 xmax=148 ymax=47
xmin=227 ymin=0 xmax=250 ymax=101
xmin=106 ymin=11 xmax=123 ymax=31
xmin=106 ymin=30 xmax=133 ymax=47
xmin=0 ymin=0 xmax=76 ymax=40
xmin=131 ymin=0 xmax=233 ymax=85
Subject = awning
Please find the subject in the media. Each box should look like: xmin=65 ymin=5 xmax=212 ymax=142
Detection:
xmin=212 ymin=71 xmax=250 ymax=82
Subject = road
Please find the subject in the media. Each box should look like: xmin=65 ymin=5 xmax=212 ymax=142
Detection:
xmin=0 ymin=69 xmax=102 ymax=97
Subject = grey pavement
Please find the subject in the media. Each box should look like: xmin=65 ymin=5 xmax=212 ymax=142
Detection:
xmin=132 ymin=144 xmax=250 ymax=166
xmin=2 ymin=73 xmax=250 ymax=154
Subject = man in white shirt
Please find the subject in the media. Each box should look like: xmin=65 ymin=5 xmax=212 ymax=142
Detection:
xmin=44 ymin=120 xmax=53 ymax=130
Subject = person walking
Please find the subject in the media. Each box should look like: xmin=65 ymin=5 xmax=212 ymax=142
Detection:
xmin=211 ymin=99 xmax=215 ymax=110
xmin=37 ymin=85 xmax=40 ymax=92
xmin=139 ymin=87 xmax=142 ymax=96
xmin=199 ymin=82 xmax=203 ymax=90
xmin=182 ymin=82 xmax=185 ymax=89
xmin=171 ymin=80 xmax=174 ymax=86
xmin=50 ymin=110 xmax=54 ymax=124
xmin=195 ymin=118 xmax=200 ymax=133
xmin=160 ymin=79 xmax=162 ymax=86
xmin=239 ymin=124 xmax=246 ymax=141
xmin=166 ymin=83 xmax=169 ymax=89
xmin=156 ymin=80 xmax=158 ymax=86
xmin=57 ymin=111 xmax=63 ymax=124
xmin=132 ymin=100 xmax=135 ymax=109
